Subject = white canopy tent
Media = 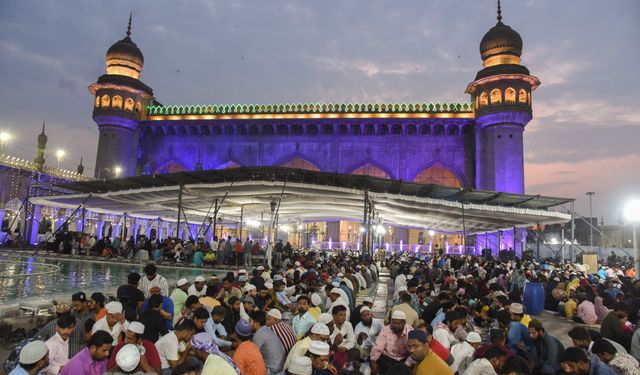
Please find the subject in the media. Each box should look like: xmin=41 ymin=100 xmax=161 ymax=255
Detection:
xmin=30 ymin=167 xmax=572 ymax=234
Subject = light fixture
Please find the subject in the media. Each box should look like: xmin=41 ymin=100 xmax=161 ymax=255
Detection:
xmin=114 ymin=166 xmax=123 ymax=178
xmin=428 ymin=229 xmax=435 ymax=237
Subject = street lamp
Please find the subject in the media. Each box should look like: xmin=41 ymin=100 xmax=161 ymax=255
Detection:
xmin=0 ymin=131 xmax=10 ymax=155
xmin=624 ymin=199 xmax=640 ymax=279
xmin=56 ymin=149 xmax=65 ymax=169
xmin=114 ymin=166 xmax=123 ymax=178
xmin=586 ymin=192 xmax=595 ymax=247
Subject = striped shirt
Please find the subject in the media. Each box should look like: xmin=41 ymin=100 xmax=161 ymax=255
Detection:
xmin=270 ymin=322 xmax=297 ymax=352
xmin=139 ymin=274 xmax=169 ymax=299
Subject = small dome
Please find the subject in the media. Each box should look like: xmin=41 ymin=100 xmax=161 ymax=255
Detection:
xmin=480 ymin=21 xmax=522 ymax=61
xmin=106 ymin=16 xmax=144 ymax=79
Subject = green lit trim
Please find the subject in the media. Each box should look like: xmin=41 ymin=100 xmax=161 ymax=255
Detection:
xmin=146 ymin=101 xmax=474 ymax=116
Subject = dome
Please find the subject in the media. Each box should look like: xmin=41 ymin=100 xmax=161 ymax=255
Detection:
xmin=106 ymin=16 xmax=144 ymax=79
xmin=478 ymin=3 xmax=523 ymax=68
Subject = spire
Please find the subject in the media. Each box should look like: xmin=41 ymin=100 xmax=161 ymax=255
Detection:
xmin=77 ymin=156 xmax=85 ymax=175
xmin=497 ymin=0 xmax=502 ymax=23
xmin=126 ymin=13 xmax=132 ymax=38
xmin=41 ymin=121 xmax=46 ymax=134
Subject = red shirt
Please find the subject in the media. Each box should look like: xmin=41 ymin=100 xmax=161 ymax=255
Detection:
xmin=107 ymin=340 xmax=162 ymax=372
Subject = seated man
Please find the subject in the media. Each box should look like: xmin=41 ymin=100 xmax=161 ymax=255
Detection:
xmin=370 ymin=310 xmax=412 ymax=374
xmin=528 ymin=319 xmax=565 ymax=375
xmin=591 ymin=338 xmax=640 ymax=375
xmin=560 ymin=346 xmax=616 ymax=375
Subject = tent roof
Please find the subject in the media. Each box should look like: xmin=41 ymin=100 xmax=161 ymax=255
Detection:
xmin=31 ymin=167 xmax=573 ymax=234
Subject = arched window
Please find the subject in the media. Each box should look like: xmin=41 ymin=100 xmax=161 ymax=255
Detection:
xmin=224 ymin=126 xmax=234 ymax=135
xmin=421 ymin=125 xmax=431 ymax=135
xmin=351 ymin=164 xmax=390 ymax=179
xmin=339 ymin=124 xmax=348 ymax=135
xmin=237 ymin=125 xmax=247 ymax=135
xmin=112 ymin=95 xmax=123 ymax=109
xmin=407 ymin=124 xmax=417 ymax=135
xmin=505 ymin=88 xmax=516 ymax=103
xmin=277 ymin=125 xmax=289 ymax=135
xmin=135 ymin=101 xmax=142 ymax=113
xmin=101 ymin=95 xmax=110 ymax=107
xmin=249 ymin=125 xmax=259 ymax=135
xmin=518 ymin=89 xmax=528 ymax=103
xmin=351 ymin=124 xmax=361 ymax=135
xmin=392 ymin=124 xmax=402 ymax=135
xmin=490 ymin=89 xmax=502 ymax=104
xmin=413 ymin=163 xmax=462 ymax=188
xmin=280 ymin=157 xmax=320 ymax=171
xmin=479 ymin=92 xmax=488 ymax=106
xmin=365 ymin=124 xmax=375 ymax=135
xmin=124 ymin=98 xmax=134 ymax=111
xmin=379 ymin=124 xmax=389 ymax=135
xmin=307 ymin=124 xmax=318 ymax=135
xmin=322 ymin=124 xmax=333 ymax=134
xmin=95 ymin=96 xmax=100 ymax=107
xmin=218 ymin=160 xmax=242 ymax=169
xmin=178 ymin=126 xmax=187 ymax=136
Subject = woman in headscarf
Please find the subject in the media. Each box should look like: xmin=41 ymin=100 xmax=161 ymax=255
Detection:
xmin=191 ymin=332 xmax=241 ymax=375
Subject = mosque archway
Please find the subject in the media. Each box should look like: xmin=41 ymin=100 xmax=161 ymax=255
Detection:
xmin=412 ymin=163 xmax=463 ymax=188
xmin=279 ymin=157 xmax=320 ymax=171
xmin=349 ymin=163 xmax=392 ymax=179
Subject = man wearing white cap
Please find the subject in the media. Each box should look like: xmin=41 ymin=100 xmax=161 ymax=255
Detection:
xmin=106 ymin=344 xmax=141 ymax=374
xmin=92 ymin=301 xmax=128 ymax=346
xmin=107 ymin=321 xmax=162 ymax=374
xmin=287 ymin=356 xmax=312 ymax=375
xmin=355 ymin=305 xmax=384 ymax=360
xmin=188 ymin=276 xmax=208 ymax=298
xmin=284 ymin=323 xmax=331 ymax=370
xmin=327 ymin=285 xmax=350 ymax=321
xmin=9 ymin=340 xmax=49 ymax=375
xmin=308 ymin=341 xmax=335 ymax=375
xmin=266 ymin=309 xmax=297 ymax=352
xmin=450 ymin=331 xmax=483 ymax=374
xmin=370 ymin=310 xmax=413 ymax=374
xmin=170 ymin=278 xmax=190 ymax=325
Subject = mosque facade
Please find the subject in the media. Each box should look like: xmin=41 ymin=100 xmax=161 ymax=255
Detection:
xmin=88 ymin=9 xmax=540 ymax=250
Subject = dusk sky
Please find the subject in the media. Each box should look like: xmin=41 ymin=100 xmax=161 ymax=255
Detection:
xmin=0 ymin=0 xmax=638 ymax=224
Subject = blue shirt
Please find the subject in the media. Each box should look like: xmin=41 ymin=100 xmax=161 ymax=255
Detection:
xmin=589 ymin=357 xmax=617 ymax=375
xmin=8 ymin=366 xmax=29 ymax=375
xmin=291 ymin=311 xmax=317 ymax=337
xmin=193 ymin=251 xmax=204 ymax=266
xmin=507 ymin=321 xmax=532 ymax=352
xmin=204 ymin=317 xmax=232 ymax=348
xmin=142 ymin=295 xmax=174 ymax=330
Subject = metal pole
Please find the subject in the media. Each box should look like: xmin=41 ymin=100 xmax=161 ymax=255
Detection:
xmin=461 ymin=202 xmax=467 ymax=254
xmin=536 ymin=222 xmax=540 ymax=260
xmin=212 ymin=199 xmax=218 ymax=239
xmin=570 ymin=202 xmax=576 ymax=262
xmin=176 ymin=185 xmax=183 ymax=239
xmin=633 ymin=224 xmax=638 ymax=280
xmin=239 ymin=206 xmax=244 ymax=240
xmin=587 ymin=192 xmax=595 ymax=248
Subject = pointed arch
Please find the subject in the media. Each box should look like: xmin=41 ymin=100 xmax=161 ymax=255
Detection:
xmin=479 ymin=92 xmax=488 ymax=106
xmin=155 ymin=161 xmax=187 ymax=174
xmin=112 ymin=95 xmax=123 ymax=109
xmin=124 ymin=98 xmax=135 ymax=111
xmin=276 ymin=154 xmax=321 ymax=171
xmin=345 ymin=158 xmax=395 ymax=179
xmin=518 ymin=89 xmax=528 ymax=103
xmin=490 ymin=88 xmax=502 ymax=104
xmin=412 ymin=162 xmax=463 ymax=188
xmin=505 ymin=87 xmax=516 ymax=103
xmin=101 ymin=95 xmax=111 ymax=107
xmin=218 ymin=159 xmax=243 ymax=169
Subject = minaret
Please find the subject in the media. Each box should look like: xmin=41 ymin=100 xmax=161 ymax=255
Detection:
xmin=34 ymin=122 xmax=47 ymax=171
xmin=466 ymin=1 xmax=540 ymax=193
xmin=89 ymin=14 xmax=154 ymax=178
xmin=77 ymin=156 xmax=85 ymax=175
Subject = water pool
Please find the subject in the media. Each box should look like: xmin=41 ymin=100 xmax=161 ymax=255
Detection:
xmin=0 ymin=253 xmax=228 ymax=304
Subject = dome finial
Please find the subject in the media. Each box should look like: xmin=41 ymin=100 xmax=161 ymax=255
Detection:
xmin=41 ymin=121 xmax=46 ymax=134
xmin=497 ymin=0 xmax=502 ymax=23
xmin=126 ymin=12 xmax=132 ymax=38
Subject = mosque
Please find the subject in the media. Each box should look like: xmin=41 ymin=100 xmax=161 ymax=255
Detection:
xmin=86 ymin=6 xmax=542 ymax=251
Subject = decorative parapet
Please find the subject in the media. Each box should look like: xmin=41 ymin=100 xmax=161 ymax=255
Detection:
xmin=0 ymin=154 xmax=91 ymax=181
xmin=146 ymin=101 xmax=474 ymax=118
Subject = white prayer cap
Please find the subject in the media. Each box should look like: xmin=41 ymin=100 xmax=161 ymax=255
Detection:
xmin=397 ymin=285 xmax=408 ymax=293
xmin=337 ymin=272 xmax=344 ymax=277
xmin=406 ymin=275 xmax=413 ymax=280
xmin=194 ymin=276 xmax=205 ymax=282
xmin=127 ymin=321 xmax=145 ymax=335
xmin=19 ymin=340 xmax=48 ymax=365
xmin=309 ymin=341 xmax=330 ymax=356
xmin=238 ymin=269 xmax=247 ymax=274
xmin=510 ymin=303 xmax=524 ymax=314
xmin=331 ymin=282 xmax=340 ymax=289
xmin=295 ymin=261 xmax=301 ymax=266
xmin=267 ymin=309 xmax=282 ymax=320
xmin=176 ymin=278 xmax=189 ymax=287
xmin=264 ymin=282 xmax=274 ymax=289
xmin=288 ymin=355 xmax=312 ymax=375
xmin=116 ymin=344 xmax=141 ymax=372
xmin=310 ymin=322 xmax=330 ymax=335
xmin=274 ymin=275 xmax=284 ymax=281
xmin=364 ymin=296 xmax=374 ymax=304
xmin=106 ymin=301 xmax=123 ymax=314
xmin=311 ymin=293 xmax=322 ymax=306
xmin=360 ymin=306 xmax=371 ymax=313
xmin=317 ymin=313 xmax=333 ymax=325
xmin=257 ymin=266 xmax=265 ymax=271
xmin=391 ymin=310 xmax=406 ymax=320
xmin=466 ymin=332 xmax=482 ymax=344
xmin=244 ymin=284 xmax=256 ymax=292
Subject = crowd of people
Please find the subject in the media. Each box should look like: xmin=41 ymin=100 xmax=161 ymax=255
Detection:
xmin=6 ymin=244 xmax=640 ymax=375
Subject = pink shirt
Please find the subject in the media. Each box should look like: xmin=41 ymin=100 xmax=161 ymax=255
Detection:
xmin=44 ymin=333 xmax=69 ymax=375
xmin=60 ymin=348 xmax=107 ymax=375
xmin=370 ymin=324 xmax=413 ymax=363
xmin=577 ymin=300 xmax=598 ymax=325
